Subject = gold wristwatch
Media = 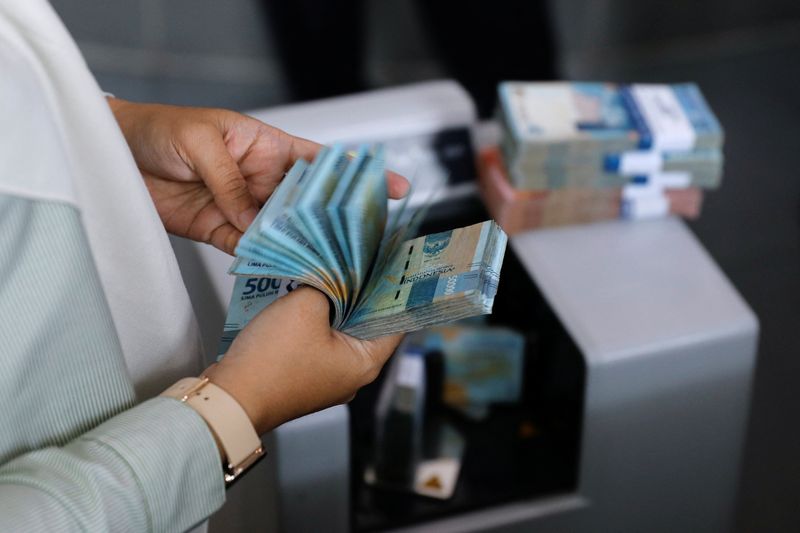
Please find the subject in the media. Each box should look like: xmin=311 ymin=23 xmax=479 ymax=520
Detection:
xmin=161 ymin=377 xmax=265 ymax=485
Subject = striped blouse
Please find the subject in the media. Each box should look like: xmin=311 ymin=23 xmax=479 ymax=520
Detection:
xmin=0 ymin=0 xmax=226 ymax=531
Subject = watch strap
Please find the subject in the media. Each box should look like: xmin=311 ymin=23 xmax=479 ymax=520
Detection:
xmin=161 ymin=377 xmax=265 ymax=484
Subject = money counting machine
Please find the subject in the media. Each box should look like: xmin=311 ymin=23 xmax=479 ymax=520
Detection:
xmin=173 ymin=81 xmax=758 ymax=533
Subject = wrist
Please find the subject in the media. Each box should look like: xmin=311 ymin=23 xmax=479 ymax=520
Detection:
xmin=106 ymin=95 xmax=128 ymax=120
xmin=161 ymin=376 xmax=266 ymax=485
xmin=107 ymin=97 xmax=143 ymax=143
xmin=203 ymin=360 xmax=282 ymax=435
xmin=106 ymin=98 xmax=165 ymax=162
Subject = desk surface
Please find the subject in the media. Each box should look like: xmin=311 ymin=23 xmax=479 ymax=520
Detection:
xmin=512 ymin=217 xmax=758 ymax=363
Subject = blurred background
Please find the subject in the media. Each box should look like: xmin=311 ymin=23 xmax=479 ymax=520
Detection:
xmin=49 ymin=0 xmax=799 ymax=530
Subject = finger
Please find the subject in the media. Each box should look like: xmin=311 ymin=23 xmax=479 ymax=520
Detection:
xmin=208 ymin=223 xmax=242 ymax=255
xmin=287 ymin=133 xmax=323 ymax=167
xmin=187 ymin=127 xmax=259 ymax=232
xmin=142 ymin=171 xmax=241 ymax=253
xmin=387 ymin=171 xmax=410 ymax=199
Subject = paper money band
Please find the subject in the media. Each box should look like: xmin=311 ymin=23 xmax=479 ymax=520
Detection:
xmin=161 ymin=377 xmax=265 ymax=485
xmin=621 ymin=84 xmax=702 ymax=151
xmin=605 ymin=150 xmax=664 ymax=175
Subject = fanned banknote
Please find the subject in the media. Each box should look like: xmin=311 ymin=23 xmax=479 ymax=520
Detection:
xmin=219 ymin=144 xmax=508 ymax=355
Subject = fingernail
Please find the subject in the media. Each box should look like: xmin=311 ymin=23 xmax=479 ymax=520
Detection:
xmin=394 ymin=178 xmax=411 ymax=198
xmin=238 ymin=207 xmax=258 ymax=229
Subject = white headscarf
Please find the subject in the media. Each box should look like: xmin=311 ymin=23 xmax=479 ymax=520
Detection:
xmin=0 ymin=0 xmax=204 ymax=398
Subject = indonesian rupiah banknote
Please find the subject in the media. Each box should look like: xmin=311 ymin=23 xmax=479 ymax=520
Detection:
xmin=219 ymin=144 xmax=507 ymax=355
xmin=411 ymin=324 xmax=525 ymax=420
xmin=496 ymin=81 xmax=724 ymax=190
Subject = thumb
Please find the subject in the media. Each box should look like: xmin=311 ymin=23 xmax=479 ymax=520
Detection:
xmin=362 ymin=333 xmax=404 ymax=367
xmin=187 ymin=126 xmax=259 ymax=232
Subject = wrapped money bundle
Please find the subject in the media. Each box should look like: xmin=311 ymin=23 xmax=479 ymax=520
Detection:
xmin=412 ymin=324 xmax=525 ymax=420
xmin=478 ymin=147 xmax=702 ymax=235
xmin=496 ymin=82 xmax=724 ymax=191
xmin=219 ymin=144 xmax=508 ymax=351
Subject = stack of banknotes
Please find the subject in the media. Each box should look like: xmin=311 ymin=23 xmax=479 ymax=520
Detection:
xmin=370 ymin=341 xmax=466 ymax=500
xmin=478 ymin=147 xmax=703 ymax=235
xmin=412 ymin=323 xmax=525 ymax=421
xmin=497 ymin=81 xmax=724 ymax=189
xmin=486 ymin=81 xmax=722 ymax=233
xmin=218 ymin=144 xmax=508 ymax=354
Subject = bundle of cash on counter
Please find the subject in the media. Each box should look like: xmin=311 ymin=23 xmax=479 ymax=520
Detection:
xmin=484 ymin=81 xmax=723 ymax=234
xmin=369 ymin=323 xmax=525 ymax=499
xmin=218 ymin=144 xmax=508 ymax=355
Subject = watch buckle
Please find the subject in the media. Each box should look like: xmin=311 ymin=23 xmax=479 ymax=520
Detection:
xmin=224 ymin=446 xmax=266 ymax=485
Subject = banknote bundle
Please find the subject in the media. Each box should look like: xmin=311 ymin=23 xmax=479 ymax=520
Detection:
xmin=484 ymin=81 xmax=721 ymax=234
xmin=478 ymin=147 xmax=702 ymax=235
xmin=367 ymin=324 xmax=524 ymax=499
xmin=368 ymin=341 xmax=465 ymax=500
xmin=218 ymin=144 xmax=508 ymax=352
xmin=412 ymin=323 xmax=525 ymax=420
xmin=496 ymin=81 xmax=724 ymax=191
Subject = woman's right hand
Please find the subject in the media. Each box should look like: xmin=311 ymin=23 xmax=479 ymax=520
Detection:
xmin=204 ymin=287 xmax=402 ymax=434
xmin=108 ymin=98 xmax=410 ymax=255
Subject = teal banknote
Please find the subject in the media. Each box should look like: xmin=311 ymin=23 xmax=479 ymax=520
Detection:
xmin=217 ymin=276 xmax=298 ymax=355
xmin=412 ymin=325 xmax=525 ymax=418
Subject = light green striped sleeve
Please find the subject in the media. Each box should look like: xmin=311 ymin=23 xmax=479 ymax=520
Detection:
xmin=0 ymin=399 xmax=224 ymax=532
xmin=0 ymin=196 xmax=226 ymax=532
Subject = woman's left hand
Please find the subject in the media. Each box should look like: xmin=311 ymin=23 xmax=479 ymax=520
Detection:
xmin=108 ymin=98 xmax=409 ymax=254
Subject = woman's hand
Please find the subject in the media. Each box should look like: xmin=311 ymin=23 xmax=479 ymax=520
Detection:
xmin=108 ymin=98 xmax=410 ymax=254
xmin=203 ymin=287 xmax=402 ymax=434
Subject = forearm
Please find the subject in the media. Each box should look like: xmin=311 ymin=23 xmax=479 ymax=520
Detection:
xmin=0 ymin=398 xmax=224 ymax=533
xmin=0 ymin=195 xmax=225 ymax=531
